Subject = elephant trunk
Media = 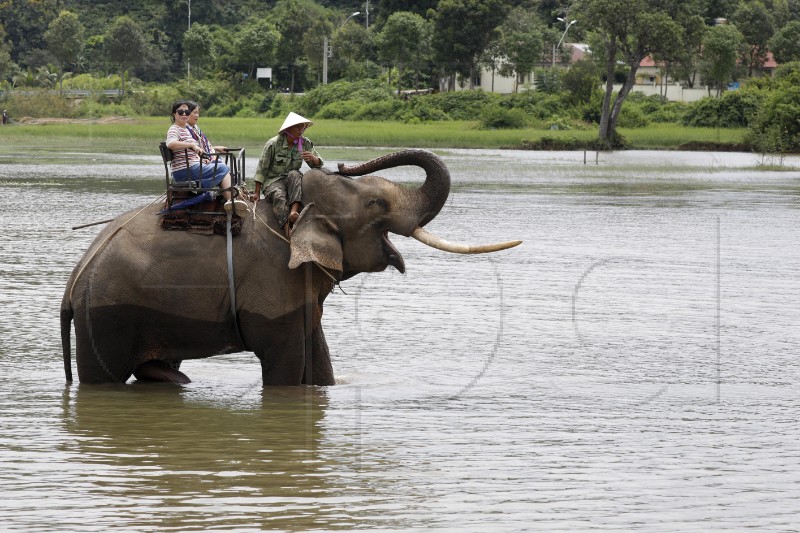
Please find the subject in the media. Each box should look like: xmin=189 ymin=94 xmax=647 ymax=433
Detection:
xmin=337 ymin=149 xmax=450 ymax=236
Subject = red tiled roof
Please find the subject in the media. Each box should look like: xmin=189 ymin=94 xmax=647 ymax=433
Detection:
xmin=639 ymin=51 xmax=778 ymax=69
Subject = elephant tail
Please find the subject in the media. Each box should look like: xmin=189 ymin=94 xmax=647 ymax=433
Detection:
xmin=60 ymin=307 xmax=73 ymax=382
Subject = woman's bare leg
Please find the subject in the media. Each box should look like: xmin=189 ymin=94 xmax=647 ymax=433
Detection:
xmin=220 ymin=174 xmax=232 ymax=201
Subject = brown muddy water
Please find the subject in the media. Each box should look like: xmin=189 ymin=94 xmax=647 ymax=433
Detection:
xmin=1 ymin=147 xmax=799 ymax=531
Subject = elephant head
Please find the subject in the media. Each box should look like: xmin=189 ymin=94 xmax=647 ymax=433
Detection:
xmin=288 ymin=149 xmax=520 ymax=280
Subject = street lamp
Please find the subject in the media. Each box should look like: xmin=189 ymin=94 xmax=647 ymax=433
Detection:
xmin=552 ymin=17 xmax=576 ymax=68
xmin=323 ymin=11 xmax=361 ymax=84
xmin=344 ymin=11 xmax=361 ymax=25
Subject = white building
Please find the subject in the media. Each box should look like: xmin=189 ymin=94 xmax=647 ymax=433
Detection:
xmin=453 ymin=44 xmax=778 ymax=103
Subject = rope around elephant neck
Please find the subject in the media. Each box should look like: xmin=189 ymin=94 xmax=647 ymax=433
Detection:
xmin=68 ymin=194 xmax=166 ymax=301
xmin=241 ymin=188 xmax=339 ymax=285
xmin=240 ymin=188 xmax=289 ymax=244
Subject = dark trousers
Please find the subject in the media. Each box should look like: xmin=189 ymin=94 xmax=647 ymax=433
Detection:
xmin=265 ymin=170 xmax=303 ymax=226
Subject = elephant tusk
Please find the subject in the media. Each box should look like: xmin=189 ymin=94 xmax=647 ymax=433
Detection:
xmin=410 ymin=227 xmax=522 ymax=254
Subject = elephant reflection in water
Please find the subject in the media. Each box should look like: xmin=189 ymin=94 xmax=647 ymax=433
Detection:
xmin=61 ymin=150 xmax=520 ymax=385
xmin=60 ymin=384 xmax=339 ymax=528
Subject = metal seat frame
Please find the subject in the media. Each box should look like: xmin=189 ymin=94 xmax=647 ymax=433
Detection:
xmin=159 ymin=141 xmax=246 ymax=210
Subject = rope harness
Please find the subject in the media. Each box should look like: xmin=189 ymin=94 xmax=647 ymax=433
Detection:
xmin=69 ymin=185 xmax=339 ymax=354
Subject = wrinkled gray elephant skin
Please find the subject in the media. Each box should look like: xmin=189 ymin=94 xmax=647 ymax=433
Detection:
xmin=60 ymin=149 xmax=516 ymax=386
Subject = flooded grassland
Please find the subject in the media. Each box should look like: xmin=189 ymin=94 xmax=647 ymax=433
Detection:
xmin=1 ymin=147 xmax=799 ymax=531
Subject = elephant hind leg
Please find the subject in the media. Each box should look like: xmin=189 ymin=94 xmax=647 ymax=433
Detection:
xmin=133 ymin=360 xmax=191 ymax=384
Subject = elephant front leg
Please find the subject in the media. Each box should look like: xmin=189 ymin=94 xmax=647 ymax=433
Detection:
xmin=257 ymin=344 xmax=306 ymax=385
xmin=253 ymin=310 xmax=307 ymax=386
xmin=254 ymin=324 xmax=333 ymax=386
xmin=302 ymin=326 xmax=334 ymax=386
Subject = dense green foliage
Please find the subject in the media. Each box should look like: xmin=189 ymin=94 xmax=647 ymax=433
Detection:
xmin=748 ymin=67 xmax=800 ymax=153
xmin=1 ymin=0 xmax=798 ymax=153
xmin=682 ymin=88 xmax=766 ymax=127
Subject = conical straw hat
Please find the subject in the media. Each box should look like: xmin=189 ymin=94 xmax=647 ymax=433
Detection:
xmin=279 ymin=112 xmax=313 ymax=133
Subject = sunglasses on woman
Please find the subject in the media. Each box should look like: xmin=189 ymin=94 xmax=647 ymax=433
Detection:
xmin=176 ymin=109 xmax=190 ymax=116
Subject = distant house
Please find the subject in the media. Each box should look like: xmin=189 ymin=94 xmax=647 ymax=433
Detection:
xmin=637 ymin=51 xmax=778 ymax=87
xmin=753 ymin=51 xmax=779 ymax=77
xmin=455 ymin=44 xmax=779 ymax=102
xmin=460 ymin=43 xmax=589 ymax=94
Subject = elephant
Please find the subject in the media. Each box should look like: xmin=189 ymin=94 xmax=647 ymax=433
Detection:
xmin=60 ymin=149 xmax=520 ymax=386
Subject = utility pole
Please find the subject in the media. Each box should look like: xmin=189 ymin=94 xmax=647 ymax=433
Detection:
xmin=322 ymin=36 xmax=330 ymax=84
xmin=365 ymin=0 xmax=370 ymax=29
xmin=187 ymin=0 xmax=191 ymax=81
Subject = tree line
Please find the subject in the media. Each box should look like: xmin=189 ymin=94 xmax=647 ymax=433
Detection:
xmin=2 ymin=0 xmax=800 ymax=147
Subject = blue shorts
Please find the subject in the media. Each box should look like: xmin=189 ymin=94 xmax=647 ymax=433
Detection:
xmin=173 ymin=162 xmax=230 ymax=188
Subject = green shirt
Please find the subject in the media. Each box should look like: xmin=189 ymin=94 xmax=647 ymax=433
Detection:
xmin=253 ymin=133 xmax=323 ymax=186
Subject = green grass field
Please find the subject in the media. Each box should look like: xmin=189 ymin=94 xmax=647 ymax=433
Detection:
xmin=0 ymin=117 xmax=749 ymax=155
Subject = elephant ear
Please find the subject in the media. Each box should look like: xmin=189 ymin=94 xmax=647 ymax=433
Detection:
xmin=288 ymin=203 xmax=343 ymax=273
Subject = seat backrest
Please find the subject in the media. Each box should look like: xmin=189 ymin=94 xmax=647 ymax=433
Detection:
xmin=159 ymin=141 xmax=173 ymax=164
xmin=159 ymin=141 xmax=192 ymax=185
xmin=159 ymin=141 xmax=174 ymax=185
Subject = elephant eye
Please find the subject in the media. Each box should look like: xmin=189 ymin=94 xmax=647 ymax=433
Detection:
xmin=366 ymin=198 xmax=388 ymax=210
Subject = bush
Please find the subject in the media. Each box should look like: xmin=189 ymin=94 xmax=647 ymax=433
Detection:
xmin=775 ymin=61 xmax=800 ymax=81
xmin=62 ymin=73 xmax=123 ymax=91
xmin=575 ymin=90 xmax=604 ymax=124
xmin=399 ymin=98 xmax=450 ymax=123
xmin=499 ymin=91 xmax=540 ymax=113
xmin=683 ymin=88 xmax=765 ymax=128
xmin=213 ymin=99 xmax=244 ymax=117
xmin=518 ymin=135 xmax=583 ymax=150
xmin=352 ymin=99 xmax=406 ymax=121
xmin=340 ymin=60 xmax=383 ymax=82
xmin=2 ymin=90 xmax=73 ymax=118
xmin=682 ymin=97 xmax=720 ymax=127
xmin=127 ymin=84 xmax=183 ymax=116
xmin=531 ymin=93 xmax=567 ymax=120
xmin=300 ymin=79 xmax=394 ymax=117
xmin=316 ymin=100 xmax=363 ymax=120
xmin=617 ymin=104 xmax=650 ymax=128
xmin=543 ymin=116 xmax=574 ymax=130
xmin=499 ymin=91 xmax=568 ymax=121
xmin=255 ymin=91 xmax=279 ymax=114
xmin=717 ymin=89 xmax=765 ymax=127
xmin=533 ymin=68 xmax=562 ymax=94
xmin=562 ymin=60 xmax=601 ymax=105
xmin=648 ymin=101 xmax=688 ymax=123
xmin=267 ymin=95 xmax=291 ymax=118
xmin=626 ymin=93 xmax=668 ymax=114
xmin=181 ymin=78 xmax=238 ymax=116
xmin=425 ymin=90 xmax=501 ymax=120
xmin=234 ymin=106 xmax=259 ymax=118
xmin=749 ymin=83 xmax=800 ymax=153
xmin=479 ymin=105 xmax=527 ymax=129
xmin=73 ymin=100 xmax=139 ymax=118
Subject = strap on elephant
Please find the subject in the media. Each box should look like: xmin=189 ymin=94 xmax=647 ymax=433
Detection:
xmin=226 ymin=212 xmax=247 ymax=349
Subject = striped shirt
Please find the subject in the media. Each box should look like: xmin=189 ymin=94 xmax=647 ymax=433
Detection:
xmin=165 ymin=124 xmax=200 ymax=172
